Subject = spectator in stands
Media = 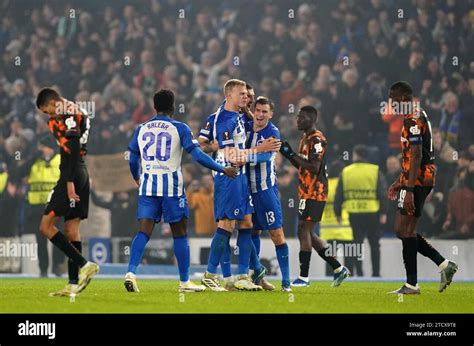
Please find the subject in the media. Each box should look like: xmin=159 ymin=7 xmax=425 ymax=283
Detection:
xmin=90 ymin=190 xmax=138 ymax=238
xmin=441 ymin=162 xmax=474 ymax=239
xmin=186 ymin=175 xmax=216 ymax=236
xmin=0 ymin=0 xmax=471 ymax=246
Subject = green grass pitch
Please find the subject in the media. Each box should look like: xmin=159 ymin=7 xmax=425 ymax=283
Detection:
xmin=0 ymin=278 xmax=472 ymax=313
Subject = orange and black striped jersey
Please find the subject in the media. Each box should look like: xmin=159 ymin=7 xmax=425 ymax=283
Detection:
xmin=400 ymin=109 xmax=436 ymax=187
xmin=48 ymin=104 xmax=90 ymax=181
xmin=297 ymin=129 xmax=328 ymax=201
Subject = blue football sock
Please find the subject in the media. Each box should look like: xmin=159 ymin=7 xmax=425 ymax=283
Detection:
xmin=220 ymin=237 xmax=232 ymax=278
xmin=127 ymin=231 xmax=150 ymax=274
xmin=207 ymin=228 xmax=231 ymax=274
xmin=276 ymin=243 xmax=290 ymax=284
xmin=252 ymin=233 xmax=261 ymax=256
xmin=173 ymin=234 xmax=190 ymax=282
xmin=237 ymin=229 xmax=252 ymax=275
xmin=249 ymin=240 xmax=263 ymax=273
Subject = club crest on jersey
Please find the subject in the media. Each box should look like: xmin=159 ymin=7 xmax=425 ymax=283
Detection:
xmin=409 ymin=125 xmax=420 ymax=135
xmin=65 ymin=117 xmax=76 ymax=130
xmin=314 ymin=143 xmax=323 ymax=153
xmin=234 ymin=209 xmax=240 ymax=216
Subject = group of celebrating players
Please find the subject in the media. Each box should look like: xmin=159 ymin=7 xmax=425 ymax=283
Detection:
xmin=34 ymin=77 xmax=457 ymax=298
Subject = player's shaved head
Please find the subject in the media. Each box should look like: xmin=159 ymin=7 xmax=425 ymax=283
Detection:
xmin=153 ymin=89 xmax=175 ymax=115
xmin=300 ymin=105 xmax=318 ymax=122
xmin=36 ymin=87 xmax=61 ymax=109
xmin=389 ymin=81 xmax=413 ymax=100
xmin=224 ymin=79 xmax=246 ymax=96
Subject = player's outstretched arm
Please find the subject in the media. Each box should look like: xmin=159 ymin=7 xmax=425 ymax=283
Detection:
xmin=254 ymin=138 xmax=281 ymax=153
xmin=280 ymin=141 xmax=321 ymax=172
xmin=190 ymin=147 xmax=237 ymax=178
xmin=198 ymin=137 xmax=219 ymax=154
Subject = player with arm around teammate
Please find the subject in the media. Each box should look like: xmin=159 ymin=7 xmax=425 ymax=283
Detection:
xmin=245 ymin=96 xmax=291 ymax=292
xmin=124 ymin=89 xmax=237 ymax=293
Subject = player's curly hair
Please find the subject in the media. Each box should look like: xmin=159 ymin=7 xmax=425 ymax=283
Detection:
xmin=153 ymin=89 xmax=175 ymax=115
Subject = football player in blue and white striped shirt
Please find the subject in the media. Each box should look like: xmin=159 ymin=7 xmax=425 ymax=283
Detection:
xmin=124 ymin=89 xmax=237 ymax=293
xmin=245 ymin=96 xmax=291 ymax=292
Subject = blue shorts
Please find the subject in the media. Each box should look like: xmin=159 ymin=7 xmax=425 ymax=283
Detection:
xmin=252 ymin=185 xmax=283 ymax=231
xmin=214 ymin=174 xmax=254 ymax=221
xmin=137 ymin=195 xmax=189 ymax=224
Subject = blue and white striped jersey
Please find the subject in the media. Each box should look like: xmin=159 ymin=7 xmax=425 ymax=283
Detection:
xmin=199 ymin=112 xmax=216 ymax=142
xmin=128 ymin=115 xmax=199 ymax=197
xmin=214 ymin=108 xmax=248 ymax=175
xmin=246 ymin=121 xmax=280 ymax=193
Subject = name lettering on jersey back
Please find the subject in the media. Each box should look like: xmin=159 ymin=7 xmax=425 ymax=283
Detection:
xmin=147 ymin=121 xmax=169 ymax=130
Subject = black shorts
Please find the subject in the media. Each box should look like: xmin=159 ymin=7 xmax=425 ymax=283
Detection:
xmin=397 ymin=186 xmax=432 ymax=218
xmin=298 ymin=199 xmax=326 ymax=222
xmin=44 ymin=164 xmax=90 ymax=221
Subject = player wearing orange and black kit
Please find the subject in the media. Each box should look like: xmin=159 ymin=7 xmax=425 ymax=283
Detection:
xmin=280 ymin=106 xmax=350 ymax=287
xmin=387 ymin=81 xmax=457 ymax=295
xmin=36 ymin=87 xmax=99 ymax=297
xmin=45 ymin=103 xmax=90 ymax=220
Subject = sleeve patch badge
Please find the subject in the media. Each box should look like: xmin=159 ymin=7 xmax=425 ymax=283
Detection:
xmin=409 ymin=125 xmax=420 ymax=135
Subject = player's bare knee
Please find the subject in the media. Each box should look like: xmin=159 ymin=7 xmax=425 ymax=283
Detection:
xmin=297 ymin=225 xmax=306 ymax=239
xmin=270 ymin=229 xmax=285 ymax=245
xmin=64 ymin=228 xmax=80 ymax=241
xmin=218 ymin=219 xmax=235 ymax=232
xmin=237 ymin=220 xmax=252 ymax=229
xmin=170 ymin=220 xmax=187 ymax=237
xmin=139 ymin=219 xmax=155 ymax=237
xmin=39 ymin=217 xmax=54 ymax=238
xmin=64 ymin=220 xmax=81 ymax=241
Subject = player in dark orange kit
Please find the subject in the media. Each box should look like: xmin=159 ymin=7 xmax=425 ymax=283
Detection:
xmin=280 ymin=106 xmax=350 ymax=287
xmin=36 ymin=87 xmax=99 ymax=297
xmin=387 ymin=81 xmax=458 ymax=294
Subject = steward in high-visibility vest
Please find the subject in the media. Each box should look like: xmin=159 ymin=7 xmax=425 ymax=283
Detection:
xmin=333 ymin=145 xmax=388 ymax=277
xmin=0 ymin=170 xmax=7 ymax=194
xmin=320 ymin=177 xmax=353 ymax=241
xmin=341 ymin=162 xmax=380 ymax=213
xmin=28 ymin=154 xmax=60 ymax=205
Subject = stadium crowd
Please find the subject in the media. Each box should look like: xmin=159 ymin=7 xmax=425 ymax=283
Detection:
xmin=0 ymin=0 xmax=473 ymax=253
